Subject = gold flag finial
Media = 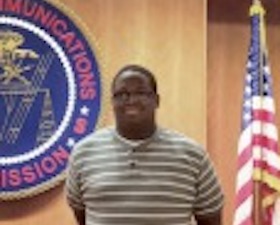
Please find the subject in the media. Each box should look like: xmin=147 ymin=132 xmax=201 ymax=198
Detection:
xmin=250 ymin=0 xmax=265 ymax=16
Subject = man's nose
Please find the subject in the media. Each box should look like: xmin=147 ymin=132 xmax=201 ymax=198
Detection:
xmin=126 ymin=93 xmax=139 ymax=103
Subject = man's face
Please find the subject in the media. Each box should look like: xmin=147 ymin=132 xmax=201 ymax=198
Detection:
xmin=112 ymin=71 xmax=159 ymax=126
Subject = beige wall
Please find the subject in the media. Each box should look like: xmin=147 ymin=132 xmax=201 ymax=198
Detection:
xmin=0 ymin=1 xmax=206 ymax=225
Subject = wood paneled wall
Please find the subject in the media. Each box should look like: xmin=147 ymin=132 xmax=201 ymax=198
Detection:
xmin=0 ymin=1 xmax=206 ymax=225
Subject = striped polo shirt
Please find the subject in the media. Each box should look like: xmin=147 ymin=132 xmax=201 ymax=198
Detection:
xmin=66 ymin=127 xmax=224 ymax=225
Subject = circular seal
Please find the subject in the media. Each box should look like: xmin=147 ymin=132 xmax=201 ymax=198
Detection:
xmin=0 ymin=0 xmax=101 ymax=200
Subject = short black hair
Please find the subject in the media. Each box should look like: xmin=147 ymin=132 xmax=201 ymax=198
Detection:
xmin=111 ymin=65 xmax=157 ymax=93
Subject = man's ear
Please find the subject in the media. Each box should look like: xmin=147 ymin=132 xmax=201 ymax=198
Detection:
xmin=155 ymin=94 xmax=160 ymax=107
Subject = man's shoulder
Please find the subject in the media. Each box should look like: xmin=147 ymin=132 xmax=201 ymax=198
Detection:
xmin=157 ymin=128 xmax=200 ymax=145
xmin=156 ymin=127 xmax=204 ymax=153
xmin=68 ymin=127 xmax=115 ymax=165
xmin=73 ymin=126 xmax=114 ymax=152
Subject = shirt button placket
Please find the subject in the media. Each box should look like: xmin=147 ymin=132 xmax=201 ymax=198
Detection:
xmin=129 ymin=148 xmax=137 ymax=169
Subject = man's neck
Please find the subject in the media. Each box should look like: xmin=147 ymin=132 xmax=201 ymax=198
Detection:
xmin=116 ymin=123 xmax=156 ymax=140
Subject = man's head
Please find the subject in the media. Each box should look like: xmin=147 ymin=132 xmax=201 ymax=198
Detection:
xmin=111 ymin=65 xmax=159 ymax=133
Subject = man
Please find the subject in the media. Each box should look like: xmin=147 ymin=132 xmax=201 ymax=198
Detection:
xmin=66 ymin=65 xmax=224 ymax=225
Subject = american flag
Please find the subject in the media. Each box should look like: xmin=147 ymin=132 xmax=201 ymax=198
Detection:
xmin=233 ymin=1 xmax=280 ymax=225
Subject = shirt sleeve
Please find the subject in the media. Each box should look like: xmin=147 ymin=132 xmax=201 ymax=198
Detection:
xmin=193 ymin=151 xmax=224 ymax=216
xmin=65 ymin=147 xmax=85 ymax=211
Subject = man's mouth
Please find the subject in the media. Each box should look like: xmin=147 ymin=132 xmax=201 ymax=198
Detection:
xmin=124 ymin=107 xmax=140 ymax=116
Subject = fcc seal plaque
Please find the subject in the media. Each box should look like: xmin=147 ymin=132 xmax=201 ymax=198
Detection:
xmin=0 ymin=0 xmax=101 ymax=199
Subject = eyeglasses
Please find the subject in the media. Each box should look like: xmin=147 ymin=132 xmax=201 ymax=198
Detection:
xmin=112 ymin=91 xmax=155 ymax=103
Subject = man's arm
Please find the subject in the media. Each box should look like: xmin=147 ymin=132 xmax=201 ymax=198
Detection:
xmin=73 ymin=208 xmax=86 ymax=225
xmin=65 ymin=144 xmax=85 ymax=225
xmin=193 ymin=149 xmax=224 ymax=225
xmin=195 ymin=210 xmax=222 ymax=225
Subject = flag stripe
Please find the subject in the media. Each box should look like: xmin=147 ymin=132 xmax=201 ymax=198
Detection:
xmin=253 ymin=110 xmax=275 ymax=123
xmin=234 ymin=195 xmax=253 ymax=225
xmin=236 ymin=158 xmax=254 ymax=191
xmin=237 ymin=145 xmax=252 ymax=170
xmin=236 ymin=180 xmax=254 ymax=206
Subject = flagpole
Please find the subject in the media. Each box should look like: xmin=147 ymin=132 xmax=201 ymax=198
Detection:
xmin=251 ymin=0 xmax=265 ymax=224
xmin=256 ymin=0 xmax=262 ymax=222
xmin=258 ymin=1 xmax=265 ymax=224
